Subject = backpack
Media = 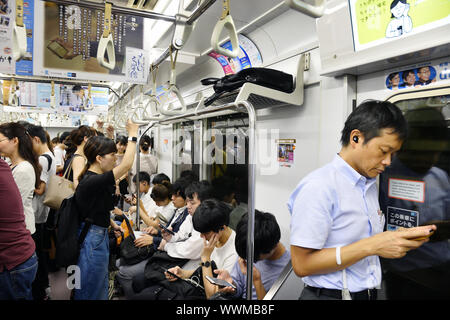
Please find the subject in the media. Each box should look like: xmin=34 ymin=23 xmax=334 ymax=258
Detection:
xmin=41 ymin=153 xmax=53 ymax=173
xmin=201 ymin=67 xmax=294 ymax=106
xmin=55 ymin=194 xmax=92 ymax=268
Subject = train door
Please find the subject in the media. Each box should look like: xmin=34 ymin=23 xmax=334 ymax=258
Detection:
xmin=378 ymin=85 xmax=450 ymax=299
xmin=172 ymin=120 xmax=201 ymax=181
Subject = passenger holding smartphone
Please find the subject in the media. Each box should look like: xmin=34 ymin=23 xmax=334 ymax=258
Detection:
xmin=165 ymin=199 xmax=238 ymax=299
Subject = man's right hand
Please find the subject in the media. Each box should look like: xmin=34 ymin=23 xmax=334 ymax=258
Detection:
xmin=369 ymin=225 xmax=436 ymax=259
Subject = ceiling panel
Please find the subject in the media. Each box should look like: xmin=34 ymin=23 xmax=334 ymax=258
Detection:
xmin=153 ymin=0 xmax=287 ymax=55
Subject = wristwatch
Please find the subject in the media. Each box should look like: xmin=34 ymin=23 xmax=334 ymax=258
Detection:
xmin=201 ymin=261 xmax=211 ymax=268
xmin=128 ymin=136 xmax=137 ymax=142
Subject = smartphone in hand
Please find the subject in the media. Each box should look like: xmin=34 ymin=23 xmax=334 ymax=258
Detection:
xmin=205 ymin=275 xmax=236 ymax=289
xmin=159 ymin=223 xmax=175 ymax=235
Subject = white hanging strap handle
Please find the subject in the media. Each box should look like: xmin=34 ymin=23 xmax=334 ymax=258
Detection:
xmin=143 ymin=67 xmax=162 ymax=120
xmin=161 ymin=48 xmax=186 ymax=116
xmin=50 ymin=81 xmax=57 ymax=109
xmin=284 ymin=0 xmax=325 ymax=18
xmin=211 ymin=0 xmax=239 ymax=58
xmin=97 ymin=2 xmax=116 ymax=70
xmin=132 ymin=86 xmax=151 ymax=124
xmin=13 ymin=0 xmax=27 ymax=61
xmin=84 ymin=84 xmax=94 ymax=110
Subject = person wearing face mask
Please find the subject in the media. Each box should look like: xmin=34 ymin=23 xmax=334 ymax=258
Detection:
xmin=165 ymin=198 xmax=238 ymax=299
xmin=288 ymin=100 xmax=436 ymax=300
xmin=72 ymin=120 xmax=139 ymax=300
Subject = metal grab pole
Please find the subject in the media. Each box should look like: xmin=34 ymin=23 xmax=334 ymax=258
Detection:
xmin=135 ymin=122 xmax=157 ymax=231
xmin=41 ymin=0 xmax=177 ymax=22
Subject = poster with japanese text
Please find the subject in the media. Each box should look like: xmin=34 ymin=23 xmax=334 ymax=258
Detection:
xmin=0 ymin=0 xmax=14 ymax=74
xmin=15 ymin=0 xmax=34 ymax=76
xmin=125 ymin=47 xmax=149 ymax=84
xmin=33 ymin=1 xmax=145 ymax=82
xmin=348 ymin=0 xmax=450 ymax=51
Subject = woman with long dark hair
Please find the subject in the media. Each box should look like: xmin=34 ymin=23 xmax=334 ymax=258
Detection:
xmin=63 ymin=125 xmax=97 ymax=188
xmin=129 ymin=134 xmax=158 ymax=193
xmin=0 ymin=122 xmax=42 ymax=234
xmin=73 ymin=120 xmax=139 ymax=300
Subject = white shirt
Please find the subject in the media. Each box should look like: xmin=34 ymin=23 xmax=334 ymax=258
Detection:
xmin=154 ymin=201 xmax=176 ymax=225
xmin=12 ymin=161 xmax=36 ymax=234
xmin=53 ymin=146 xmax=66 ymax=167
xmin=288 ymin=154 xmax=384 ymax=292
xmin=33 ymin=152 xmax=57 ymax=224
xmin=211 ymin=230 xmax=238 ymax=273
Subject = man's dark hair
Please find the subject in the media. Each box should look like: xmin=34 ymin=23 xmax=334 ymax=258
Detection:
xmin=340 ymin=100 xmax=407 ymax=147
xmin=192 ymin=199 xmax=231 ymax=233
xmin=115 ymin=135 xmax=128 ymax=145
xmin=132 ymin=171 xmax=151 ymax=184
xmin=211 ymin=175 xmax=235 ymax=201
xmin=180 ymin=170 xmax=199 ymax=183
xmin=152 ymin=173 xmax=170 ymax=185
xmin=59 ymin=131 xmax=70 ymax=144
xmin=22 ymin=123 xmax=47 ymax=143
xmin=171 ymin=177 xmax=192 ymax=200
xmin=185 ymin=180 xmax=213 ymax=202
xmin=235 ymin=210 xmax=280 ymax=262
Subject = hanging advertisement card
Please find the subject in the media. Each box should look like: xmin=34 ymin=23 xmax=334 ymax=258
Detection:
xmin=33 ymin=1 xmax=145 ymax=82
xmin=0 ymin=0 xmax=15 ymax=74
xmin=125 ymin=47 xmax=149 ymax=84
xmin=15 ymin=0 xmax=34 ymax=76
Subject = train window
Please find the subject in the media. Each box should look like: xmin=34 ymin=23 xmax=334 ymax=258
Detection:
xmin=173 ymin=120 xmax=201 ymax=181
xmin=379 ymin=88 xmax=450 ymax=299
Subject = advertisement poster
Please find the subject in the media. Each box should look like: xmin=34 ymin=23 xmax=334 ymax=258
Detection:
xmin=208 ymin=34 xmax=263 ymax=75
xmin=384 ymin=59 xmax=450 ymax=90
xmin=0 ymin=0 xmax=14 ymax=74
xmin=2 ymin=81 xmax=108 ymax=115
xmin=59 ymin=85 xmax=109 ymax=115
xmin=277 ymin=139 xmax=296 ymax=168
xmin=125 ymin=47 xmax=149 ymax=84
xmin=33 ymin=1 xmax=145 ymax=82
xmin=348 ymin=0 xmax=450 ymax=51
xmin=15 ymin=0 xmax=34 ymax=76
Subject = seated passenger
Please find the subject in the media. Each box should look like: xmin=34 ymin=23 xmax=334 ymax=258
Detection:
xmin=148 ymin=181 xmax=175 ymax=226
xmin=215 ymin=210 xmax=290 ymax=300
xmin=212 ymin=175 xmax=247 ymax=230
xmin=115 ymin=177 xmax=202 ymax=298
xmin=165 ymin=198 xmax=238 ymax=299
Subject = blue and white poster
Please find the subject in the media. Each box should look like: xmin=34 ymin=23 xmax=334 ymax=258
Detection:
xmin=16 ymin=0 xmax=34 ymax=76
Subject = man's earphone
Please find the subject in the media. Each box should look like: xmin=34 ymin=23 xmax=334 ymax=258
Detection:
xmin=353 ymin=136 xmax=359 ymax=143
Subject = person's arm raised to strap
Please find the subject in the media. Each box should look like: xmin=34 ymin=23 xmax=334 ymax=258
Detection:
xmin=113 ymin=120 xmax=139 ymax=181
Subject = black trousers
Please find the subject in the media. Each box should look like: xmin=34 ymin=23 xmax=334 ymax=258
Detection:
xmin=31 ymin=223 xmax=50 ymax=300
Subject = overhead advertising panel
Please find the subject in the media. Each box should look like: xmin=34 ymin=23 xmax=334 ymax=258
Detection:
xmin=2 ymin=81 xmax=108 ymax=115
xmin=348 ymin=0 xmax=450 ymax=51
xmin=33 ymin=1 xmax=148 ymax=83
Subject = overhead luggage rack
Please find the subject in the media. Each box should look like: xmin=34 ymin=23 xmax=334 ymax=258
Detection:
xmin=188 ymin=54 xmax=306 ymax=112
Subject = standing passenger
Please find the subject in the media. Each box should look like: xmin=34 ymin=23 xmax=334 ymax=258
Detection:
xmin=25 ymin=124 xmax=57 ymax=300
xmin=73 ymin=120 xmax=139 ymax=300
xmin=0 ymin=122 xmax=41 ymax=235
xmin=288 ymin=100 xmax=436 ymax=300
xmin=0 ymin=159 xmax=38 ymax=300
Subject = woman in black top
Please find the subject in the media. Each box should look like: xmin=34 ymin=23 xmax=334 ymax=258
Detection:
xmin=73 ymin=120 xmax=139 ymax=300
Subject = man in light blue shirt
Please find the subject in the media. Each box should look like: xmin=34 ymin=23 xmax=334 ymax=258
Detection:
xmin=288 ymin=100 xmax=437 ymax=300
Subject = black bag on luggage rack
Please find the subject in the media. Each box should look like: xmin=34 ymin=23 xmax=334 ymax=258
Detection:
xmin=201 ymin=67 xmax=294 ymax=106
